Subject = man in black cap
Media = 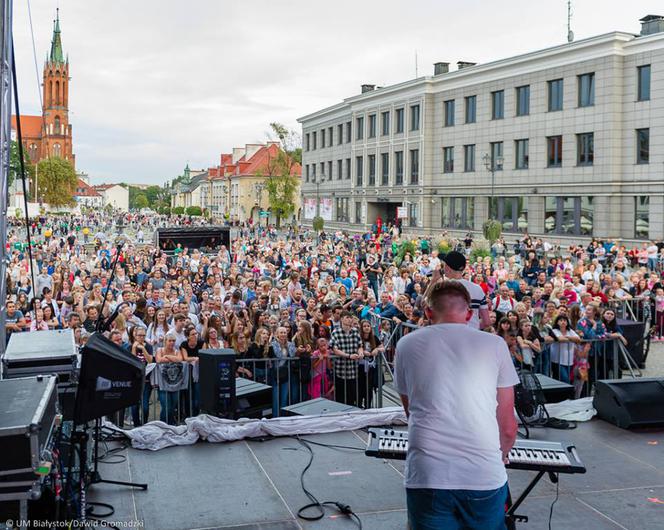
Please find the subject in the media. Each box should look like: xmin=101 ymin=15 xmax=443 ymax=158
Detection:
xmin=429 ymin=251 xmax=490 ymax=330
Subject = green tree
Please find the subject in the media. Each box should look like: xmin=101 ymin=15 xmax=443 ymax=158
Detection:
xmin=135 ymin=194 xmax=149 ymax=209
xmin=262 ymin=123 xmax=301 ymax=227
xmin=185 ymin=206 xmax=202 ymax=216
xmin=35 ymin=157 xmax=77 ymax=207
xmin=9 ymin=140 xmax=35 ymax=192
xmin=172 ymin=206 xmax=185 ymax=215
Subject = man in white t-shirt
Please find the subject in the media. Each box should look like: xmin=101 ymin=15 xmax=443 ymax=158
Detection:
xmin=441 ymin=251 xmax=490 ymax=329
xmin=394 ymin=280 xmax=519 ymax=530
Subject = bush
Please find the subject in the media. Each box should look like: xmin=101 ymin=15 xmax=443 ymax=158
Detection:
xmin=158 ymin=206 xmax=171 ymax=215
xmin=312 ymin=216 xmax=324 ymax=232
xmin=470 ymin=242 xmax=491 ymax=264
xmin=437 ymin=239 xmax=451 ymax=255
xmin=185 ymin=206 xmax=202 ymax=216
xmin=395 ymin=239 xmax=417 ymax=266
xmin=482 ymin=219 xmax=502 ymax=242
xmin=172 ymin=206 xmax=185 ymax=215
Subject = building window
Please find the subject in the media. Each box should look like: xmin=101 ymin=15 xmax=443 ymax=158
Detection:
xmin=544 ymin=196 xmax=593 ymax=236
xmin=311 ymin=164 xmax=316 ymax=180
xmin=305 ymin=165 xmax=310 ymax=182
xmin=312 ymin=131 xmax=317 ymax=150
xmin=410 ymin=104 xmax=420 ymax=131
xmin=635 ymin=196 xmax=649 ymax=239
xmin=637 ymin=128 xmax=650 ymax=164
xmin=395 ymin=108 xmax=404 ymax=133
xmin=368 ymin=114 xmax=377 ymax=138
xmin=381 ymin=111 xmax=390 ymax=136
xmin=409 ymin=149 xmax=419 ymax=184
xmin=328 ymin=161 xmax=333 ymax=181
xmin=465 ymin=95 xmax=476 ymax=124
xmin=305 ymin=133 xmax=310 ymax=151
xmin=488 ymin=197 xmax=528 ymax=232
xmin=337 ymin=159 xmax=343 ymax=180
xmin=356 ymin=156 xmax=363 ymax=186
xmin=381 ymin=153 xmax=389 ymax=185
xmin=337 ymin=124 xmax=343 ymax=145
xmin=408 ymin=202 xmax=418 ymax=227
xmin=491 ymin=90 xmax=504 ymax=120
xmin=578 ymin=73 xmax=595 ymax=107
xmin=516 ymin=85 xmax=530 ymax=116
xmin=368 ymin=154 xmax=376 ymax=185
xmin=637 ymin=65 xmax=651 ymax=102
xmin=464 ymin=144 xmax=475 ymax=172
xmin=490 ymin=141 xmax=504 ymax=170
xmin=548 ymin=79 xmax=563 ymax=111
xmin=53 ymin=116 xmax=60 ymax=134
xmin=321 ymin=129 xmax=326 ymax=148
xmin=547 ymin=136 xmax=563 ymax=167
xmin=320 ymin=162 xmax=325 ymax=178
xmin=515 ymin=139 xmax=529 ymax=169
xmin=328 ymin=126 xmax=333 ymax=145
xmin=53 ymin=143 xmax=61 ymax=157
xmin=441 ymin=197 xmax=474 ymax=229
xmin=356 ymin=117 xmax=364 ymax=140
xmin=577 ymin=132 xmax=594 ymax=166
xmin=345 ymin=158 xmax=351 ymax=180
xmin=395 ymin=151 xmax=404 ymax=185
xmin=444 ymin=99 xmax=455 ymax=127
xmin=443 ymin=146 xmax=454 ymax=173
xmin=346 ymin=121 xmax=352 ymax=143
xmin=355 ymin=202 xmax=362 ymax=224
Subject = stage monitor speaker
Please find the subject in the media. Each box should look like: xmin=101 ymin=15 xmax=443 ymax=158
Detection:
xmin=73 ymin=333 xmax=146 ymax=424
xmin=593 ymin=378 xmax=664 ymax=429
xmin=617 ymin=318 xmax=646 ymax=368
xmin=199 ymin=349 xmax=237 ymax=418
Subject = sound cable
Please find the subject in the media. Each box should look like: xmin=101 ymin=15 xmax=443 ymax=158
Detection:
xmin=548 ymin=474 xmax=559 ymax=530
xmin=293 ymin=436 xmax=363 ymax=529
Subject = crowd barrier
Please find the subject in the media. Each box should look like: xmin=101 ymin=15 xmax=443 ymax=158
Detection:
xmin=117 ymin=354 xmax=386 ymax=428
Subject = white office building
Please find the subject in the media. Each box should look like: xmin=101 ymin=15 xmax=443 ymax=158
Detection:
xmin=298 ymin=15 xmax=664 ymax=242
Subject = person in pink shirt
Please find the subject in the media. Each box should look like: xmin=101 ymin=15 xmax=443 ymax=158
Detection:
xmin=308 ymin=337 xmax=332 ymax=399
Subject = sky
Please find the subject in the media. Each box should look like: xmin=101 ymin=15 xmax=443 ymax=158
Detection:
xmin=11 ymin=0 xmax=664 ymax=185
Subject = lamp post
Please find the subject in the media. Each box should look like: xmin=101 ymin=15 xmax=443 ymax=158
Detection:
xmin=482 ymin=152 xmax=503 ymax=218
xmin=221 ymin=183 xmax=228 ymax=225
xmin=314 ymin=174 xmax=325 ymax=218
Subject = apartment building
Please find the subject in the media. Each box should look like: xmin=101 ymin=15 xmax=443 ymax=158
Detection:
xmin=298 ymin=15 xmax=664 ymax=241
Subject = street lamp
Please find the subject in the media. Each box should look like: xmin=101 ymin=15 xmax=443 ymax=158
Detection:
xmin=482 ymin=152 xmax=503 ymax=217
xmin=314 ymin=174 xmax=325 ymax=218
xmin=254 ymin=182 xmax=266 ymax=226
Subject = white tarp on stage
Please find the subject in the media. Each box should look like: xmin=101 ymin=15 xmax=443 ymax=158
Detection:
xmin=111 ymin=407 xmax=408 ymax=451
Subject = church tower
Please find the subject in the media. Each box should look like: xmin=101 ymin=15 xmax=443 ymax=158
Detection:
xmin=41 ymin=9 xmax=74 ymax=166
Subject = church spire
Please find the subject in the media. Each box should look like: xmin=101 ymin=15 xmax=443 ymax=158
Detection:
xmin=49 ymin=8 xmax=64 ymax=65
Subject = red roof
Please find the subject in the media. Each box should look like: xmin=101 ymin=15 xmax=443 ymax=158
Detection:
xmin=11 ymin=115 xmax=43 ymax=139
xmin=75 ymin=179 xmax=101 ymax=197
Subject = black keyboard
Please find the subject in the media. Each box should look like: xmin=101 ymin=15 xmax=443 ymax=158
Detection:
xmin=365 ymin=428 xmax=586 ymax=474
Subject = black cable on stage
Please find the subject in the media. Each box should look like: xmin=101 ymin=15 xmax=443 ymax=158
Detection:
xmin=293 ymin=436 xmax=363 ymax=529
xmin=10 ymin=43 xmax=37 ymax=301
xmin=548 ymin=475 xmax=560 ymax=530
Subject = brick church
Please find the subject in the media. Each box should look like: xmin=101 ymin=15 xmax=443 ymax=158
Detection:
xmin=11 ymin=9 xmax=75 ymax=166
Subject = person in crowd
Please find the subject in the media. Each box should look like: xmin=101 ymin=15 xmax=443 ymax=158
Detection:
xmin=329 ymin=311 xmax=364 ymax=406
xmin=271 ymin=326 xmax=298 ymax=416
xmin=155 ymin=331 xmax=185 ymax=424
xmin=128 ymin=327 xmax=153 ymax=426
xmin=358 ymin=319 xmax=384 ymax=408
xmin=549 ymin=315 xmax=581 ymax=383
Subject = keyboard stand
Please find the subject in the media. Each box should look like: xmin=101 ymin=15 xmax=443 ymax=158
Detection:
xmin=505 ymin=471 xmax=558 ymax=529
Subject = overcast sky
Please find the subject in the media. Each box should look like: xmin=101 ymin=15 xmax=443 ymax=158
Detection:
xmin=11 ymin=0 xmax=663 ymax=185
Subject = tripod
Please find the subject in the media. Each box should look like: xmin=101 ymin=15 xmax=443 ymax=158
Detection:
xmin=89 ymin=418 xmax=147 ymax=491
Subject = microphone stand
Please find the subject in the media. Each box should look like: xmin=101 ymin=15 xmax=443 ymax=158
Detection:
xmin=88 ymin=239 xmax=147 ymax=492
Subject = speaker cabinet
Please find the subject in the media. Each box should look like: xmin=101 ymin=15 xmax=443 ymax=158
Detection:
xmin=593 ymin=378 xmax=664 ymax=429
xmin=199 ymin=349 xmax=236 ymax=418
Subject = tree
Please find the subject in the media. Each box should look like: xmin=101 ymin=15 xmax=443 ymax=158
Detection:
xmin=262 ymin=123 xmax=302 ymax=227
xmin=35 ymin=157 xmax=77 ymax=207
xmin=172 ymin=206 xmax=185 ymax=215
xmin=135 ymin=194 xmax=149 ymax=209
xmin=9 ymin=140 xmax=35 ymax=192
xmin=185 ymin=206 xmax=202 ymax=216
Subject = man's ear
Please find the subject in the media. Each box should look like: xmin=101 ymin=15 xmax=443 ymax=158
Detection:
xmin=466 ymin=309 xmax=473 ymax=322
xmin=424 ymin=306 xmax=433 ymax=320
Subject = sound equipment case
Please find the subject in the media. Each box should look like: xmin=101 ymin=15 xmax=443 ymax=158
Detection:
xmin=2 ymin=329 xmax=78 ymax=382
xmin=0 ymin=376 xmax=58 ymax=501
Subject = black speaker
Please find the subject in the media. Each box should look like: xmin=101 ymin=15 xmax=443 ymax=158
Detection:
xmin=593 ymin=378 xmax=664 ymax=428
xmin=73 ymin=333 xmax=145 ymax=424
xmin=617 ymin=318 xmax=646 ymax=368
xmin=199 ymin=349 xmax=237 ymax=418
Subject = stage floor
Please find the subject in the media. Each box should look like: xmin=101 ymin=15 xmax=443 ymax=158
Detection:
xmin=89 ymin=418 xmax=664 ymax=530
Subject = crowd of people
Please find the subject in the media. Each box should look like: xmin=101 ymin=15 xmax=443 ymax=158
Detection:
xmin=3 ymin=211 xmax=659 ymax=424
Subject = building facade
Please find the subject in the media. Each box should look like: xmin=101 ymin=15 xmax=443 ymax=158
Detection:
xmin=298 ymin=15 xmax=664 ymax=242
xmin=11 ymin=10 xmax=75 ymax=166
xmin=94 ymin=184 xmax=129 ymax=211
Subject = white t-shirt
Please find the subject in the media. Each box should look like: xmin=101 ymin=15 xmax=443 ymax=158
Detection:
xmin=394 ymin=323 xmax=519 ymax=490
xmin=456 ymin=278 xmax=488 ymax=329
